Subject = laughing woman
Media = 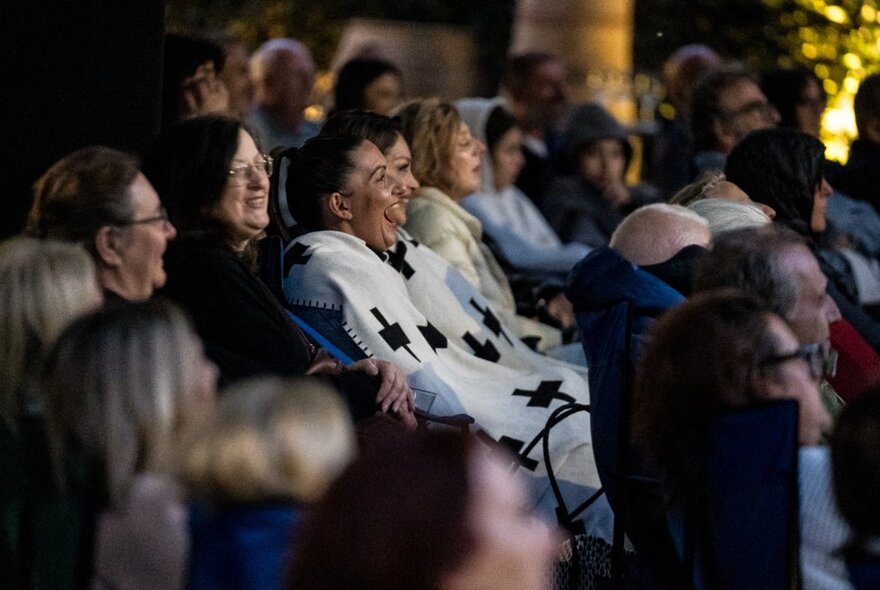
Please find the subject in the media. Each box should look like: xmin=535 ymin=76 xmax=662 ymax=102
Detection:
xmin=281 ymin=135 xmax=609 ymax=533
xmin=143 ymin=116 xmax=414 ymax=426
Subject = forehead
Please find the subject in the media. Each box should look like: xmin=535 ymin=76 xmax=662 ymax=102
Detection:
xmin=232 ymin=130 xmax=260 ymax=159
xmin=386 ymin=134 xmax=411 ymax=158
xmin=129 ymin=172 xmax=161 ymax=211
xmin=785 ymin=244 xmax=826 ymax=289
xmin=530 ymin=60 xmax=566 ymax=84
xmin=354 ymin=140 xmax=386 ymax=172
xmin=718 ymin=79 xmax=765 ymax=110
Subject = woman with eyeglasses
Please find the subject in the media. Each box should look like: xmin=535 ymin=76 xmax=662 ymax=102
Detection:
xmin=633 ymin=290 xmax=847 ymax=590
xmin=27 ymin=146 xmax=178 ymax=304
xmin=144 ymin=115 xmax=414 ymax=427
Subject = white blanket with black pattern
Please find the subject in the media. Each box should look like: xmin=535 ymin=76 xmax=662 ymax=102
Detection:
xmin=282 ymin=230 xmax=611 ymax=537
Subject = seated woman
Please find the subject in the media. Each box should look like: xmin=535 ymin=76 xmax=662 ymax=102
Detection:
xmin=181 ymin=377 xmax=354 ymax=590
xmin=319 ymin=110 xmax=575 ymax=358
xmin=143 ymin=115 xmax=414 ymax=426
xmin=0 ymin=237 xmax=103 ymax=587
xmin=291 ymin=431 xmax=561 ymax=590
xmin=633 ymin=290 xmax=845 ymax=590
xmin=331 ymin=57 xmax=403 ymax=116
xmin=542 ymin=103 xmax=659 ymax=249
xmin=456 ymin=98 xmax=590 ymax=276
xmin=41 ymin=300 xmax=218 ymax=589
xmin=281 ymin=134 xmax=607 ymax=531
xmin=396 ymin=98 xmax=571 ymax=352
xmin=27 ymin=146 xmax=178 ymax=304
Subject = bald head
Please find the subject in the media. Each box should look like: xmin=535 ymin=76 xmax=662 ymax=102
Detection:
xmin=251 ymin=38 xmax=316 ymax=124
xmin=610 ymin=204 xmax=711 ymax=266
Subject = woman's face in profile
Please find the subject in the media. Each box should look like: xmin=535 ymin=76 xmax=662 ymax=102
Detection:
xmin=345 ymin=140 xmax=407 ymax=251
xmin=447 ymin=122 xmax=485 ymax=200
xmin=442 ymin=454 xmax=561 ymax=590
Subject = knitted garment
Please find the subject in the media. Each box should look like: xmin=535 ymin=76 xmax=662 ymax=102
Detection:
xmin=282 ymin=230 xmax=610 ymax=536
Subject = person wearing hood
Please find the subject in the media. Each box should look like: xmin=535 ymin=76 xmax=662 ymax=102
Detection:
xmin=542 ymin=103 xmax=659 ymax=249
xmin=455 ymin=98 xmax=591 ymax=278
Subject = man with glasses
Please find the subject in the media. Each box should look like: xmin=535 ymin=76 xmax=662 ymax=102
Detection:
xmin=689 ymin=67 xmax=780 ymax=179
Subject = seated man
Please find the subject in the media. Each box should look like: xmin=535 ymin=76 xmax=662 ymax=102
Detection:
xmin=161 ymin=33 xmax=229 ymax=127
xmin=609 ymin=203 xmax=711 ymax=295
xmin=833 ymin=73 xmax=880 ymax=210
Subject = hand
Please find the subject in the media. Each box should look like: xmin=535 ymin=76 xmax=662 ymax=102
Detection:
xmin=601 ymin=182 xmax=631 ymax=208
xmin=348 ymin=359 xmax=417 ymax=429
xmin=545 ymin=293 xmax=575 ymax=330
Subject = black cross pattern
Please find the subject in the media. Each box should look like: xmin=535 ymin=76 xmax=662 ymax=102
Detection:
xmin=512 ymin=381 xmax=575 ymax=408
xmin=370 ymin=308 xmax=419 ymax=362
xmin=386 ymin=242 xmax=415 ymax=279
xmin=470 ymin=299 xmax=512 ymax=346
xmin=283 ymin=242 xmax=312 ymax=276
xmin=476 ymin=430 xmax=539 ymax=471
xmin=462 ymin=332 xmax=500 ymax=363
xmin=417 ymin=321 xmax=447 ymax=353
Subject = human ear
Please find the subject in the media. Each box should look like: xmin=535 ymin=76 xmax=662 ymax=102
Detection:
xmin=94 ymin=226 xmax=123 ymax=267
xmin=327 ymin=191 xmax=353 ymax=220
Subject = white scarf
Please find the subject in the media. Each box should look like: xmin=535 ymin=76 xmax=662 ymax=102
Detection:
xmin=283 ymin=230 xmax=610 ymax=536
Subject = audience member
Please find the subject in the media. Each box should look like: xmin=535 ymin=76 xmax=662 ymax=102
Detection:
xmin=761 ymin=66 xmax=826 ymax=139
xmin=398 ymin=98 xmax=570 ymax=348
xmin=689 ymin=67 xmax=779 ymax=177
xmin=543 ymin=103 xmax=659 ymax=248
xmin=214 ymin=33 xmax=254 ymax=118
xmin=27 ymin=146 xmax=177 ymax=303
xmin=41 ymin=300 xmax=218 ymax=590
xmin=332 ymin=57 xmax=403 ymax=116
xmin=688 ymin=197 xmax=772 ymax=236
xmin=0 ymin=237 xmax=103 ymax=587
xmin=162 ymin=33 xmax=229 ymax=128
xmin=281 ymin=135 xmax=607 ymax=529
xmin=456 ymin=97 xmax=590 ymax=276
xmin=291 ymin=431 xmax=561 ymax=590
xmin=248 ymin=38 xmax=320 ymax=150
xmin=655 ymin=44 xmax=722 ymax=196
xmin=181 ymin=377 xmax=354 ymax=590
xmin=143 ymin=115 xmax=414 ymax=426
xmin=609 ymin=203 xmax=710 ymax=295
xmin=501 ymin=52 xmax=569 ymax=206
xmin=633 ymin=290 xmax=842 ymax=590
xmin=725 ymin=128 xmax=880 ymax=353
xmin=833 ymin=73 xmax=880 ymax=209
xmin=670 ymin=169 xmax=777 ymax=218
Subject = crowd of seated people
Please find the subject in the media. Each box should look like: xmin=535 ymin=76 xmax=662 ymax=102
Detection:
xmin=7 ymin=29 xmax=880 ymax=590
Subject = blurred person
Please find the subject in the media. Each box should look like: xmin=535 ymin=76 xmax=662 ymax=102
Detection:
xmin=181 ymin=377 xmax=354 ymax=590
xmin=670 ymin=169 xmax=777 ymax=219
xmin=688 ymin=197 xmax=772 ymax=237
xmin=27 ymin=146 xmax=177 ymax=303
xmin=761 ymin=66 xmax=826 ymax=139
xmin=42 ymin=300 xmax=218 ymax=590
xmin=608 ymin=203 xmax=710 ymax=295
xmin=633 ymin=290 xmax=840 ymax=590
xmin=143 ymin=115 xmax=414 ymax=425
xmin=0 ymin=237 xmax=103 ymax=587
xmin=689 ymin=67 xmax=779 ymax=177
xmin=542 ymin=103 xmax=659 ymax=249
xmin=398 ymin=98 xmax=574 ymax=349
xmin=656 ymin=44 xmax=722 ymax=196
xmin=834 ymin=74 xmax=880 ymax=210
xmin=248 ymin=38 xmax=320 ymax=151
xmin=162 ymin=33 xmax=229 ymax=127
xmin=331 ymin=57 xmax=403 ymax=116
xmin=501 ymin=52 xmax=568 ymax=207
xmin=281 ymin=135 xmax=607 ymax=530
xmin=456 ymin=98 xmax=590 ymax=277
xmin=215 ymin=33 xmax=254 ymax=117
xmin=291 ymin=431 xmax=561 ymax=590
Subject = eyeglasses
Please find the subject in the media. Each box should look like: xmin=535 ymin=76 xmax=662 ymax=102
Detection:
xmin=721 ymin=100 xmax=778 ymax=122
xmin=759 ymin=342 xmax=837 ymax=381
xmin=117 ymin=206 xmax=170 ymax=227
xmin=228 ymin=155 xmax=273 ymax=185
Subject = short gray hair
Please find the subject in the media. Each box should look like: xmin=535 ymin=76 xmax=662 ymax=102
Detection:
xmin=689 ymin=198 xmax=771 ymax=237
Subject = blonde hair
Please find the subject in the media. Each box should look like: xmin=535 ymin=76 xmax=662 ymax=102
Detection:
xmin=42 ymin=300 xmax=210 ymax=508
xmin=0 ymin=237 xmax=102 ymax=428
xmin=396 ymin=97 xmax=463 ymax=194
xmin=610 ymin=203 xmax=710 ymax=266
xmin=179 ymin=377 xmax=354 ymax=504
xmin=668 ymin=170 xmax=726 ymax=206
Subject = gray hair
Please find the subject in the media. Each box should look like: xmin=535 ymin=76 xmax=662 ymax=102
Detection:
xmin=689 ymin=198 xmax=771 ymax=237
xmin=694 ymin=224 xmax=807 ymax=320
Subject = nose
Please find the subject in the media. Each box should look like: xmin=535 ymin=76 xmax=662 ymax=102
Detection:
xmin=757 ymin=202 xmax=776 ymax=220
xmin=475 ymin=139 xmax=486 ymax=156
xmin=825 ymin=294 xmax=842 ymax=323
xmin=165 ymin=219 xmax=178 ymax=240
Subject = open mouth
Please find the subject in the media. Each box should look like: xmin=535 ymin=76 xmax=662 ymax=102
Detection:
xmin=383 ymin=200 xmax=407 ymax=227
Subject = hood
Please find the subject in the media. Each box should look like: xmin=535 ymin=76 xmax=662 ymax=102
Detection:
xmin=455 ymin=96 xmax=508 ymax=194
xmin=565 ymin=246 xmax=685 ymax=314
xmin=561 ymin=102 xmax=633 ymax=164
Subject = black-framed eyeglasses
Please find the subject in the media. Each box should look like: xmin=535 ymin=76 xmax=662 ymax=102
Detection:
xmin=228 ymin=154 xmax=274 ymax=185
xmin=116 ymin=206 xmax=170 ymax=227
xmin=721 ymin=100 xmax=778 ymax=122
xmin=759 ymin=342 xmax=836 ymax=381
